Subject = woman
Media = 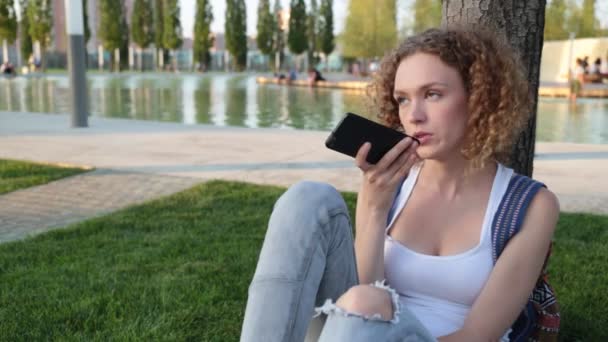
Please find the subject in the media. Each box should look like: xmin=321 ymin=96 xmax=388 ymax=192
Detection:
xmin=241 ymin=27 xmax=559 ymax=342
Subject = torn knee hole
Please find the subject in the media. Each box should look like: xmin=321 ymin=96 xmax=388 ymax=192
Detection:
xmin=313 ymin=280 xmax=401 ymax=324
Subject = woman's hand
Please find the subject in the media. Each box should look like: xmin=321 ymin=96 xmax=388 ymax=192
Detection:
xmin=355 ymin=137 xmax=420 ymax=216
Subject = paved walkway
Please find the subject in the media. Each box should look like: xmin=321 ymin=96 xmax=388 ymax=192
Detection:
xmin=1 ymin=111 xmax=607 ymax=242
xmin=0 ymin=169 xmax=199 ymax=242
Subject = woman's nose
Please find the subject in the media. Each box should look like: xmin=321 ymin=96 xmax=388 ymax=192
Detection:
xmin=402 ymin=100 xmax=426 ymax=124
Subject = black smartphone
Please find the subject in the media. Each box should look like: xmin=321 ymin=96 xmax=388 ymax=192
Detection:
xmin=325 ymin=113 xmax=419 ymax=164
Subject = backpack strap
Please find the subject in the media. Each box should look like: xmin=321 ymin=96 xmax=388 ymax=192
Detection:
xmin=491 ymin=173 xmax=547 ymax=342
xmin=491 ymin=174 xmax=546 ymax=264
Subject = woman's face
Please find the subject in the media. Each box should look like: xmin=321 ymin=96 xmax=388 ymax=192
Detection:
xmin=393 ymin=52 xmax=469 ymax=161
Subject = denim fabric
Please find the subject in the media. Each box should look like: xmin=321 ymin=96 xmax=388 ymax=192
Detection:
xmin=240 ymin=181 xmax=436 ymax=342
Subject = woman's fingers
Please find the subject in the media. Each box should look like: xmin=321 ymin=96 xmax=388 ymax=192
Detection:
xmin=355 ymin=142 xmax=372 ymax=171
xmin=394 ymin=150 xmax=420 ymax=182
xmin=386 ymin=141 xmax=418 ymax=176
xmin=376 ymin=137 xmax=415 ymax=170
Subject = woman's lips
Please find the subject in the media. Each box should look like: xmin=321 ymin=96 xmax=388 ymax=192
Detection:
xmin=414 ymin=132 xmax=432 ymax=144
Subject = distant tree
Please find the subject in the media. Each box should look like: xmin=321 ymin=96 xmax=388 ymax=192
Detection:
xmin=120 ymin=4 xmax=130 ymax=70
xmin=0 ymin=0 xmax=18 ymax=63
xmin=288 ymin=0 xmax=308 ymax=61
xmin=342 ymin=0 xmax=397 ymax=59
xmin=225 ymin=0 xmax=247 ymax=71
xmin=412 ymin=0 xmax=441 ymax=33
xmin=99 ymin=0 xmax=124 ymax=71
xmin=83 ymin=0 xmax=90 ymax=44
xmin=580 ymin=0 xmax=600 ymax=38
xmin=306 ymin=0 xmax=318 ymax=65
xmin=18 ymin=1 xmax=32 ymax=63
xmin=131 ymin=0 xmax=153 ymax=70
xmin=318 ymin=0 xmax=334 ymax=71
xmin=163 ymin=0 xmax=182 ymax=71
xmin=256 ymin=0 xmax=275 ymax=64
xmin=544 ymin=0 xmax=568 ymax=40
xmin=154 ymin=0 xmax=165 ymax=70
xmin=26 ymin=0 xmax=53 ymax=71
xmin=193 ymin=0 xmax=213 ymax=71
xmin=272 ymin=0 xmax=285 ymax=71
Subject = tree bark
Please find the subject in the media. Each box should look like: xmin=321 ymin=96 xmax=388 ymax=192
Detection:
xmin=114 ymin=48 xmax=121 ymax=72
xmin=442 ymin=0 xmax=546 ymax=177
xmin=158 ymin=48 xmax=164 ymax=71
xmin=138 ymin=48 xmax=143 ymax=71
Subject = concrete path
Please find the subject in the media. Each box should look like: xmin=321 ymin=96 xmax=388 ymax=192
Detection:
xmin=1 ymin=111 xmax=607 ymax=241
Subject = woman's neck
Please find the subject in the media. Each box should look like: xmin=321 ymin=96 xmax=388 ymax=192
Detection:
xmin=417 ymin=155 xmax=496 ymax=200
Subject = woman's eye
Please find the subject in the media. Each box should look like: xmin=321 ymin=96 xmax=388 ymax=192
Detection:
xmin=395 ymin=96 xmax=410 ymax=105
xmin=426 ymin=91 xmax=441 ymax=100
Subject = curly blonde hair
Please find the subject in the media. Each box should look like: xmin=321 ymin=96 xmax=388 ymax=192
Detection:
xmin=367 ymin=27 xmax=531 ymax=169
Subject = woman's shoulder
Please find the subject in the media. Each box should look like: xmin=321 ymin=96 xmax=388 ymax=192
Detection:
xmin=506 ymin=169 xmax=560 ymax=233
xmin=499 ymin=165 xmax=559 ymax=216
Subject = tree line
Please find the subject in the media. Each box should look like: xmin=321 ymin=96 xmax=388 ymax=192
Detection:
xmin=0 ymin=0 xmax=335 ymax=73
xmin=1 ymin=0 xmax=605 ymax=73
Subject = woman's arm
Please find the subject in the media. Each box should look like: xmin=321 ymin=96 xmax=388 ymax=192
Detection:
xmin=354 ymin=192 xmax=393 ymax=284
xmin=439 ymin=187 xmax=560 ymax=342
xmin=353 ymin=138 xmax=420 ymax=284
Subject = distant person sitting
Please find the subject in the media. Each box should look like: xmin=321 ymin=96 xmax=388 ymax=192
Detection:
xmin=289 ymin=68 xmax=297 ymax=81
xmin=586 ymin=58 xmax=603 ymax=83
xmin=274 ymin=72 xmax=287 ymax=81
xmin=307 ymin=67 xmax=325 ymax=86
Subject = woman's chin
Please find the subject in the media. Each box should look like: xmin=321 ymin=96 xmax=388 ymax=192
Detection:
xmin=414 ymin=148 xmax=433 ymax=160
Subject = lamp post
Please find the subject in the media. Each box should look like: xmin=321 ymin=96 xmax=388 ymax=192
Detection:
xmin=65 ymin=0 xmax=89 ymax=127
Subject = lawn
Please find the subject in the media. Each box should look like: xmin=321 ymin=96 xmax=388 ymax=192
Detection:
xmin=0 ymin=159 xmax=90 ymax=195
xmin=0 ymin=180 xmax=604 ymax=341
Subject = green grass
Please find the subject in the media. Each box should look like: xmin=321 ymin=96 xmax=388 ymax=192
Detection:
xmin=0 ymin=159 xmax=90 ymax=195
xmin=0 ymin=180 xmax=604 ymax=340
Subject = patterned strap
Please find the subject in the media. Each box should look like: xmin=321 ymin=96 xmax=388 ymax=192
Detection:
xmin=491 ymin=174 xmax=548 ymax=342
xmin=491 ymin=174 xmax=546 ymax=264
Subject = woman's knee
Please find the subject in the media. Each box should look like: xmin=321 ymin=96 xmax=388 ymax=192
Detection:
xmin=335 ymin=284 xmax=394 ymax=321
xmin=276 ymin=180 xmax=347 ymax=217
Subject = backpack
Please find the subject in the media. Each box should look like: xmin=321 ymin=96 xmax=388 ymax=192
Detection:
xmin=491 ymin=174 xmax=560 ymax=342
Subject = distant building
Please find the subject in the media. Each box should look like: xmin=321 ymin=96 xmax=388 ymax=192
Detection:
xmin=51 ymin=0 xmax=66 ymax=53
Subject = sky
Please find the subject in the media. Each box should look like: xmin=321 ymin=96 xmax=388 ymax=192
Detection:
xmin=179 ymin=0 xmax=608 ymax=38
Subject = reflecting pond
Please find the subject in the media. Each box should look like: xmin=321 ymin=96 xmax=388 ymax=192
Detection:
xmin=1 ymin=73 xmax=607 ymax=144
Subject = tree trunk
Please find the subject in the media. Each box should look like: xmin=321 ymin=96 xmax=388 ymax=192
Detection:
xmin=275 ymin=50 xmax=281 ymax=72
xmin=114 ymin=48 xmax=121 ymax=72
xmin=172 ymin=50 xmax=178 ymax=72
xmin=158 ymin=49 xmax=164 ymax=71
xmin=41 ymin=46 xmax=47 ymax=72
xmin=2 ymin=40 xmax=8 ymax=64
xmin=153 ymin=46 xmax=158 ymax=71
xmin=98 ymin=45 xmax=104 ymax=71
xmin=138 ymin=47 xmax=143 ymax=71
xmin=129 ymin=46 xmax=134 ymax=71
xmin=442 ymin=0 xmax=546 ymax=177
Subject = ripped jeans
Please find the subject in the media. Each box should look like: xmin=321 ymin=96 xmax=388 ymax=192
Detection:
xmin=240 ymin=181 xmax=436 ymax=342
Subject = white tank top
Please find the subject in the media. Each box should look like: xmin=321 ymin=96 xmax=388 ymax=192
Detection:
xmin=384 ymin=163 xmax=513 ymax=340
